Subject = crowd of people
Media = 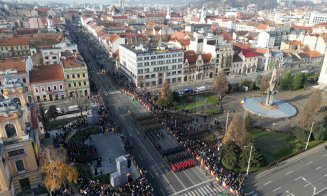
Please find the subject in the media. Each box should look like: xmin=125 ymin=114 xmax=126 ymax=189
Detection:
xmin=77 ymin=174 xmax=153 ymax=196
xmin=107 ymin=71 xmax=245 ymax=195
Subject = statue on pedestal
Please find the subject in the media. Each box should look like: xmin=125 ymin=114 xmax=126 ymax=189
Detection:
xmin=265 ymin=68 xmax=280 ymax=106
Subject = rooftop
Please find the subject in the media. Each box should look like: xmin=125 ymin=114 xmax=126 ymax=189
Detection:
xmin=29 ymin=64 xmax=64 ymax=83
xmin=121 ymin=43 xmax=183 ymax=55
xmin=0 ymin=37 xmax=29 ymax=46
xmin=62 ymin=57 xmax=85 ymax=69
xmin=0 ymin=58 xmax=26 ymax=73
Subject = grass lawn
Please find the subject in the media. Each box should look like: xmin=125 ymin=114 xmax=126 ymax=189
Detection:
xmin=173 ymin=93 xmax=219 ymax=114
xmin=49 ymin=116 xmax=79 ymax=130
xmin=250 ymin=130 xmax=299 ymax=163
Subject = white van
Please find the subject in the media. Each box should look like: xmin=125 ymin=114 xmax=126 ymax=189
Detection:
xmin=68 ymin=105 xmax=79 ymax=112
xmin=195 ymin=86 xmax=207 ymax=93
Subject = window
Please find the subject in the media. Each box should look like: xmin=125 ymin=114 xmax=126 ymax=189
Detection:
xmin=37 ymin=96 xmax=40 ymax=102
xmin=59 ymin=85 xmax=63 ymax=90
xmin=72 ymin=74 xmax=75 ymax=79
xmin=44 ymin=56 xmax=49 ymax=60
xmin=82 ymin=73 xmax=86 ymax=78
xmin=5 ymin=124 xmax=17 ymax=138
xmin=41 ymin=87 xmax=45 ymax=92
xmin=53 ymin=85 xmax=57 ymax=90
xmin=67 ymin=75 xmax=70 ymax=79
xmin=15 ymin=160 xmax=25 ymax=173
xmin=74 ymin=83 xmax=76 ymax=87
xmin=52 ymin=56 xmax=57 ymax=59
xmin=43 ymin=95 xmax=47 ymax=101
xmin=48 ymin=86 xmax=51 ymax=92
xmin=68 ymin=83 xmax=71 ymax=88
xmin=77 ymin=74 xmax=80 ymax=78
xmin=22 ymin=78 xmax=26 ymax=83
xmin=84 ymin=81 xmax=87 ymax=86
xmin=78 ymin=82 xmax=81 ymax=86
xmin=34 ymin=87 xmax=39 ymax=93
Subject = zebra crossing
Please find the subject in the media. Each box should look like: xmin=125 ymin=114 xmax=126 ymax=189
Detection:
xmin=105 ymin=90 xmax=121 ymax=95
xmin=179 ymin=184 xmax=226 ymax=196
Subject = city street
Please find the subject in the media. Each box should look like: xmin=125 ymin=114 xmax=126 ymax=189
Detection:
xmin=245 ymin=143 xmax=327 ymax=196
xmin=69 ymin=24 xmax=227 ymax=196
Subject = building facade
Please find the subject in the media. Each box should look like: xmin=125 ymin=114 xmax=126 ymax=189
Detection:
xmin=29 ymin=65 xmax=67 ymax=102
xmin=119 ymin=43 xmax=184 ymax=88
xmin=0 ymin=76 xmax=41 ymax=196
xmin=62 ymin=57 xmax=90 ymax=98
xmin=0 ymin=37 xmax=30 ymax=59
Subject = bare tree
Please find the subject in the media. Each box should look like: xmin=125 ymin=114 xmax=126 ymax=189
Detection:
xmin=212 ymin=70 xmax=228 ymax=102
xmin=223 ymin=112 xmax=247 ymax=148
xmin=298 ymin=90 xmax=322 ymax=130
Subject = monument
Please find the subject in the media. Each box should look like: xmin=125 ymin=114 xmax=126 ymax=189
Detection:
xmin=265 ymin=68 xmax=279 ymax=106
xmin=243 ymin=68 xmax=297 ymax=119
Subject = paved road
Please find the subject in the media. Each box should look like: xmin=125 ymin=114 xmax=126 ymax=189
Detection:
xmin=245 ymin=143 xmax=327 ymax=196
xmin=68 ymin=24 xmax=228 ymax=196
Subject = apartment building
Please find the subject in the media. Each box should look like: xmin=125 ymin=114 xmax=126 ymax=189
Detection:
xmin=0 ymin=37 xmax=30 ymax=58
xmin=119 ymin=43 xmax=184 ymax=88
xmin=41 ymin=42 xmax=78 ymax=65
xmin=29 ymin=64 xmax=66 ymax=102
xmin=309 ymin=12 xmax=327 ymax=25
xmin=62 ymin=56 xmax=90 ymax=98
xmin=189 ymin=33 xmax=234 ymax=75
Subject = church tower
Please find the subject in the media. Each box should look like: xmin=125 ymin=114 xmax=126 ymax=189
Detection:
xmin=119 ymin=0 xmax=124 ymax=14
xmin=199 ymin=3 xmax=207 ymax=24
xmin=166 ymin=6 xmax=171 ymax=20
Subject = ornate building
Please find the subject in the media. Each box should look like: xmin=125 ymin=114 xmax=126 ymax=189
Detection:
xmin=0 ymin=73 xmax=41 ymax=196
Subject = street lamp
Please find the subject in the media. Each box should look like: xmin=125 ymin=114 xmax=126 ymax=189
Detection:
xmin=302 ymin=177 xmax=316 ymax=196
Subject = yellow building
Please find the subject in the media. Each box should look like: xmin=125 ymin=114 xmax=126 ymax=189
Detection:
xmin=0 ymin=74 xmax=41 ymax=196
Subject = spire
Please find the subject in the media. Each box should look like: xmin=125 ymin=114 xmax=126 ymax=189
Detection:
xmin=166 ymin=6 xmax=171 ymax=20
xmin=119 ymin=0 xmax=124 ymax=14
xmin=199 ymin=2 xmax=207 ymax=24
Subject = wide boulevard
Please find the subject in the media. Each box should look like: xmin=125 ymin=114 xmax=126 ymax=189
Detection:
xmin=68 ymin=22 xmax=227 ymax=196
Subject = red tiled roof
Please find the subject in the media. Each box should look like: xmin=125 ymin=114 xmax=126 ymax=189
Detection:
xmin=30 ymin=64 xmax=64 ymax=83
xmin=184 ymin=50 xmax=197 ymax=64
xmin=255 ymin=48 xmax=269 ymax=54
xmin=292 ymin=25 xmax=313 ymax=32
xmin=0 ymin=37 xmax=29 ymax=46
xmin=306 ymin=51 xmax=322 ymax=58
xmin=201 ymin=53 xmax=212 ymax=63
xmin=35 ymin=8 xmax=49 ymax=13
xmin=0 ymin=58 xmax=26 ymax=73
xmin=178 ymin=39 xmax=190 ymax=46
xmin=290 ymin=40 xmax=303 ymax=46
xmin=234 ymin=42 xmax=251 ymax=50
xmin=242 ymin=51 xmax=258 ymax=58
xmin=171 ymin=32 xmax=188 ymax=40
xmin=62 ymin=58 xmax=85 ymax=68
xmin=257 ymin=24 xmax=268 ymax=30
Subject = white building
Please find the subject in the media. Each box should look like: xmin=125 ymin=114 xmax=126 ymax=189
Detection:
xmin=318 ymin=52 xmax=327 ymax=86
xmin=189 ymin=33 xmax=233 ymax=74
xmin=119 ymin=43 xmax=184 ymax=88
xmin=41 ymin=42 xmax=78 ymax=65
xmin=309 ymin=12 xmax=327 ymax=25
